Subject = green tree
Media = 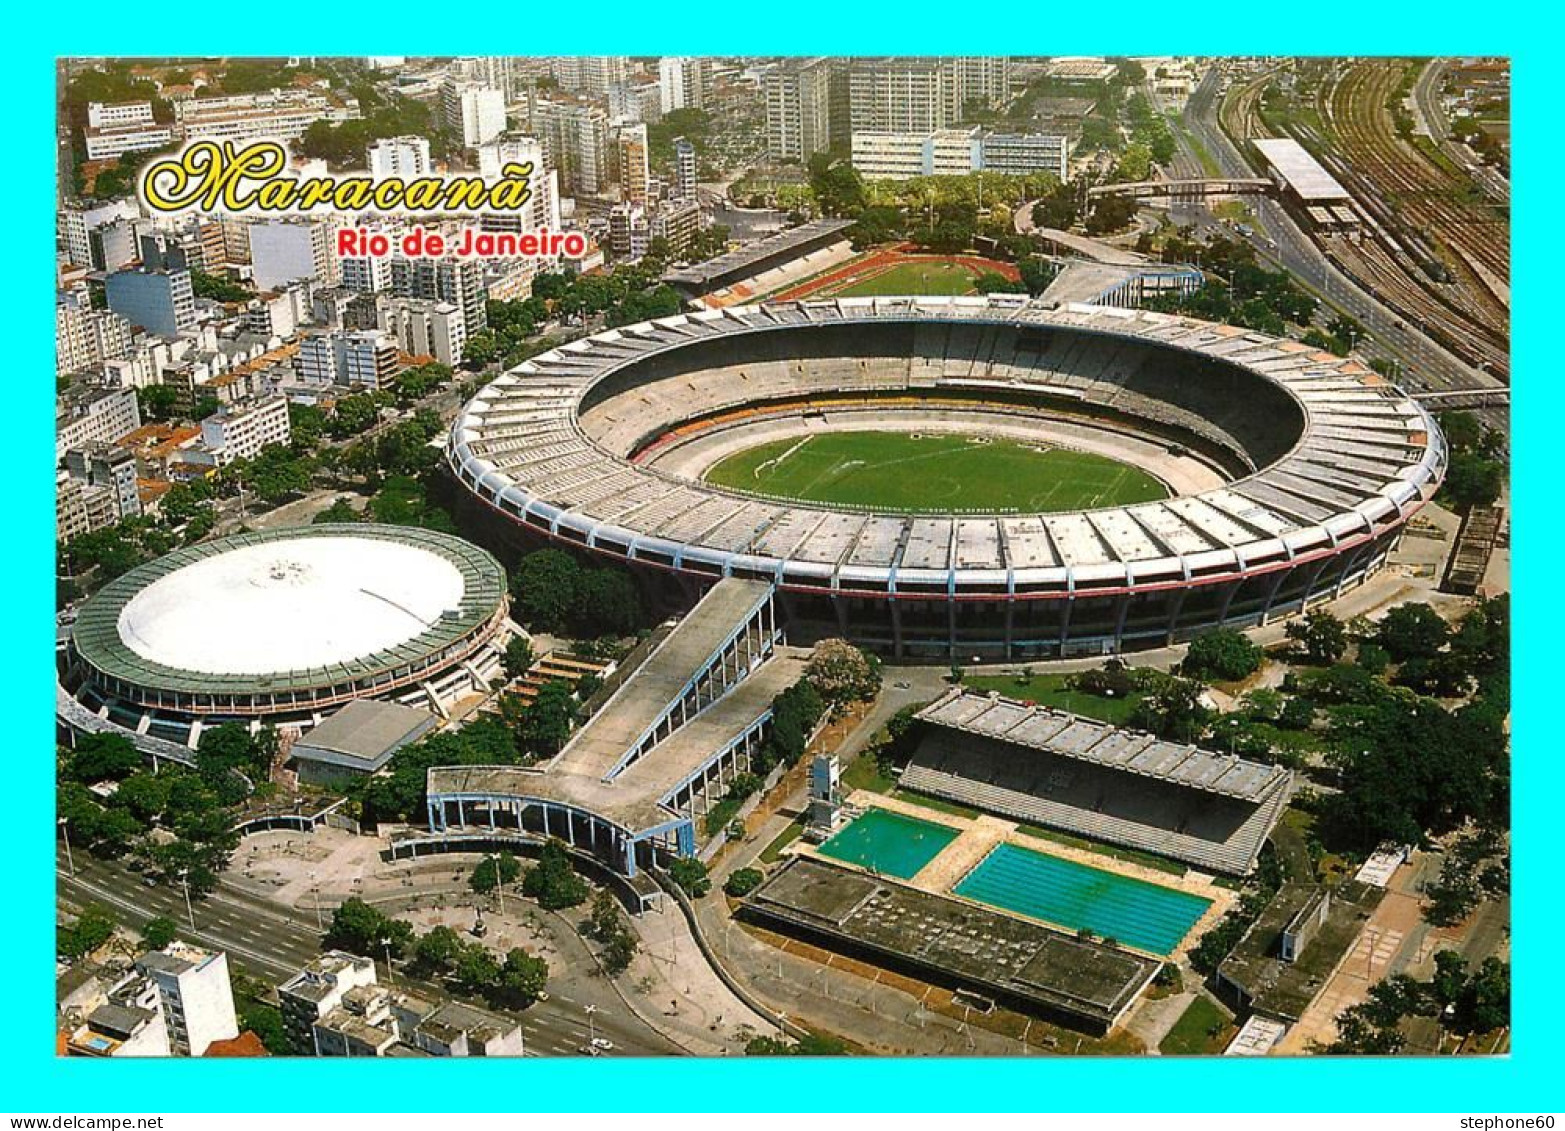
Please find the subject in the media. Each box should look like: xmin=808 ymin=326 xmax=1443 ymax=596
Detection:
xmin=470 ymin=852 xmax=522 ymax=894
xmin=502 ymin=636 xmax=535 ymax=680
xmin=1182 ymin=628 xmax=1264 ymax=682
xmin=1286 ymin=609 xmax=1348 ymax=665
xmin=323 ymin=897 xmax=413 ymax=959
xmin=669 ymin=857 xmax=711 ymax=898
xmin=571 ymin=569 xmax=643 ymax=637
xmin=137 ymin=384 xmax=180 ymax=422
xmin=724 ymin=867 xmax=765 ymax=898
xmin=1376 ymin=604 xmax=1450 ymax=662
xmin=59 ymin=906 xmax=115 ymax=959
xmin=141 ymin=916 xmax=178 ymax=950
xmin=511 ymin=549 xmax=580 ymax=632
xmin=239 ymin=1002 xmax=290 ymax=1055
xmin=804 ymin=638 xmax=882 ymax=706
xmin=517 ymin=680 xmax=577 ymax=758
xmin=497 ymin=947 xmax=549 ymax=1006
xmin=522 ymin=839 xmax=589 ymax=910
xmin=64 ymin=733 xmax=140 ymax=784
xmin=407 ymin=925 xmax=464 ymax=978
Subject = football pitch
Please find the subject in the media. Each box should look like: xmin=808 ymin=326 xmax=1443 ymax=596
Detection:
xmin=832 ymin=261 xmax=983 ymax=297
xmin=703 ymin=431 xmax=1169 ymax=513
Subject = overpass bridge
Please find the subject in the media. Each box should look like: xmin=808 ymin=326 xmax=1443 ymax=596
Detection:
xmin=1412 ymin=388 xmax=1510 ymax=409
xmin=1086 ymin=178 xmax=1277 ymax=201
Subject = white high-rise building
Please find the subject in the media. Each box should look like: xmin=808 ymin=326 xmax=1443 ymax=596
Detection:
xmin=658 ymin=57 xmax=706 ymax=114
xmin=441 ymin=80 xmax=507 ymax=148
xmin=765 ymin=57 xmax=838 ymax=162
xmin=199 ymin=395 xmax=291 ymax=465
xmin=366 ymin=136 xmax=432 ymax=178
xmin=295 ymin=330 xmax=397 ymax=389
xmin=673 ymin=138 xmax=698 ymax=201
xmin=380 ymin=298 xmax=467 ymax=368
xmin=250 ymin=219 xmax=337 ymax=290
xmin=477 ymin=136 xmax=560 ymax=232
xmin=134 ymin=944 xmax=239 ymax=1058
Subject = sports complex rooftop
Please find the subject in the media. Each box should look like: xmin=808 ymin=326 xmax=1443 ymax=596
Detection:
xmin=449 ymin=295 xmax=1443 ymax=601
xmin=65 ymin=524 xmax=508 ymax=716
xmin=905 ymin=690 xmax=1292 ymax=874
xmin=426 ymin=579 xmax=795 ymax=875
xmin=744 ymin=855 xmax=1160 ymax=1033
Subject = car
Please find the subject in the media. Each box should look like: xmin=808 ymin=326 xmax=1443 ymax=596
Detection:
xmin=894 ymin=680 xmax=911 ymax=690
xmin=590 ymin=1037 xmax=614 ymax=1052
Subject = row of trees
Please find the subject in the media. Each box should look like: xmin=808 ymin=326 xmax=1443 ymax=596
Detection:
xmin=1323 ymin=951 xmax=1510 ymax=1053
xmin=508 ymin=548 xmax=645 ymax=641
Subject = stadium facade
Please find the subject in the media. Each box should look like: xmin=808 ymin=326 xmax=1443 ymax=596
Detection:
xmin=449 ymin=295 xmax=1445 ymax=660
xmin=58 ymin=524 xmax=510 ymax=753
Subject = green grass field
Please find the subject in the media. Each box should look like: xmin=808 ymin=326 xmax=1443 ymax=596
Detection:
xmin=960 ymin=672 xmax=1144 ymax=725
xmin=704 ymin=431 xmax=1167 ymax=514
xmin=1158 ymin=996 xmax=1236 ymax=1056
xmin=833 ymin=261 xmax=983 ymax=297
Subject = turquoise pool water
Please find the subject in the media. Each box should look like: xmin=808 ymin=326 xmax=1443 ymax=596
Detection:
xmin=954 ymin=844 xmax=1211 ymax=956
xmin=817 ymin=808 xmax=961 ymax=879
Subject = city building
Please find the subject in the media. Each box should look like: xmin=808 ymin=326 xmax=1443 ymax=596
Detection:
xmin=84 ymin=100 xmax=174 ymax=161
xmin=173 ymin=89 xmax=360 ymax=144
xmin=64 ymin=443 xmax=141 ymax=526
xmin=56 ymin=299 xmax=133 ymax=375
xmin=552 ymin=56 xmax=628 ymax=98
xmin=366 ymin=135 xmax=432 ymax=178
xmin=672 ymin=137 xmax=698 ymax=201
xmin=295 ymin=329 xmax=397 ymax=388
xmin=198 ymin=394 xmax=291 ymax=466
xmin=658 ymin=56 xmax=706 ymax=114
xmin=848 ymin=57 xmax=959 ymax=137
xmin=249 ymin=219 xmax=338 ymax=290
xmin=134 ymin=944 xmax=240 ymax=1057
xmin=535 ymin=100 xmax=612 ymax=197
xmin=650 ymin=197 xmax=703 ymax=256
xmin=277 ymin=952 xmax=378 ymax=1055
xmin=764 ymin=57 xmax=839 ymax=162
xmin=389 ymin=255 xmax=486 ymax=336
xmin=441 ymin=80 xmax=507 ymax=148
xmin=289 ymin=699 xmax=438 ymax=784
xmin=957 ymin=57 xmax=1012 ymax=112
xmin=104 ymin=268 xmax=196 ymax=336
xmin=59 ymin=199 xmax=140 ymax=271
xmin=608 ymin=79 xmax=663 ymax=125
xmin=851 ymin=127 xmax=1067 ymax=181
xmin=56 ymin=385 xmax=142 ymax=460
xmin=477 ymin=135 xmax=561 ymax=234
xmin=379 ymin=297 xmax=466 ymax=367
xmin=607 ymin=203 xmax=649 ymax=260
xmin=616 ymin=123 xmax=650 ymax=206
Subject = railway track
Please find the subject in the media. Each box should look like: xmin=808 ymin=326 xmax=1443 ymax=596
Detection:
xmin=1315 ymin=61 xmax=1509 ymax=338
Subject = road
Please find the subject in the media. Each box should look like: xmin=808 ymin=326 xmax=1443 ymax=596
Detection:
xmin=1411 ymin=59 xmax=1510 ymax=207
xmin=57 ymin=848 xmax=684 ymax=1057
xmin=1179 ymin=67 xmax=1505 ymax=427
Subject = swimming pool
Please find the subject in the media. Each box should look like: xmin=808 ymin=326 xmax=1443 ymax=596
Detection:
xmin=817 ymin=808 xmax=961 ymax=879
xmin=954 ymin=843 xmax=1211 ymax=956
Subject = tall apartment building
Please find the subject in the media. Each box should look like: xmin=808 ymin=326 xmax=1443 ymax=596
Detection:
xmin=979 ymin=130 xmax=1068 ymax=181
xmin=552 ymin=55 xmax=628 ymax=97
xmin=389 ymin=256 xmax=487 ymax=336
xmin=379 ymin=298 xmax=466 ymax=367
xmin=295 ymin=330 xmax=397 ymax=389
xmin=104 ymin=268 xmax=196 ymax=336
xmin=535 ymin=100 xmax=612 ymax=197
xmin=453 ymin=55 xmax=517 ymax=99
xmin=658 ymin=56 xmax=706 ymax=114
xmin=650 ymin=197 xmax=703 ymax=256
xmin=59 ymin=200 xmax=140 ymax=271
xmin=477 ymin=136 xmax=561 ymax=232
xmin=56 ymin=300 xmax=134 ymax=375
xmin=607 ymin=203 xmax=649 ymax=260
xmin=56 ymin=386 xmax=141 ymax=460
xmin=847 ymin=57 xmax=960 ymax=137
xmin=249 ymin=219 xmax=338 ymax=290
xmin=366 ymin=135 xmax=432 ymax=178
xmin=278 ymin=952 xmax=379 ymax=1056
xmin=64 ymin=443 xmax=141 ymax=524
xmin=199 ymin=395 xmax=291 ymax=466
xmin=441 ymin=80 xmax=507 ymax=148
xmin=957 ymin=57 xmax=1012 ymax=112
xmin=134 ymin=944 xmax=239 ymax=1057
xmin=615 ymin=123 xmax=651 ymax=206
xmin=765 ymin=57 xmax=839 ymax=162
xmin=608 ymin=79 xmax=663 ymax=125
xmin=672 ymin=137 xmax=698 ymax=201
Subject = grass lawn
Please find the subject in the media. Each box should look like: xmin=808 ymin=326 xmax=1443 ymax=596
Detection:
xmin=1158 ymin=995 xmax=1236 ymax=1056
xmin=841 ymin=753 xmax=896 ymax=795
xmin=705 ymin=432 xmax=1167 ymax=514
xmin=758 ymin=820 xmax=805 ymax=864
xmin=833 ymin=260 xmax=983 ymax=297
xmin=961 ymin=671 xmax=1144 ymax=726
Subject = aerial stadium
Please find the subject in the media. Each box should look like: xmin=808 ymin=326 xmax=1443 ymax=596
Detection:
xmin=449 ymin=295 xmax=1445 ymax=659
xmin=56 ymin=524 xmax=510 ymax=755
